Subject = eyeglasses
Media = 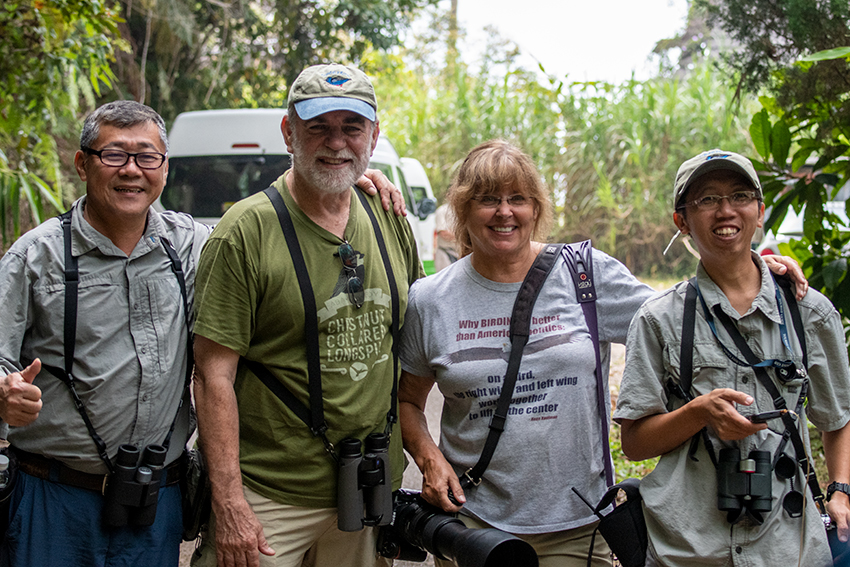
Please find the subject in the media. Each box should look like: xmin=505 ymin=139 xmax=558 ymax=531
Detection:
xmin=337 ymin=242 xmax=364 ymax=308
xmin=679 ymin=190 xmax=760 ymax=211
xmin=82 ymin=147 xmax=167 ymax=170
xmin=471 ymin=194 xmax=532 ymax=208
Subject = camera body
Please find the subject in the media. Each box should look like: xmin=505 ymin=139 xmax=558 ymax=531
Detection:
xmin=717 ymin=448 xmax=772 ymax=521
xmin=377 ymin=489 xmax=539 ymax=567
xmin=103 ymin=444 xmax=167 ymax=527
xmin=337 ymin=433 xmax=393 ymax=531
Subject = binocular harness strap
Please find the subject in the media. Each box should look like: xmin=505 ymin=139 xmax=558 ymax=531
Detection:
xmin=41 ymin=210 xmax=193 ymax=475
xmin=249 ymin=187 xmax=401 ymax=463
xmin=672 ymin=274 xmax=827 ymax=514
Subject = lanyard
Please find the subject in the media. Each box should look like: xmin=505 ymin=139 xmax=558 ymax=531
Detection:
xmin=692 ymin=278 xmax=798 ymax=377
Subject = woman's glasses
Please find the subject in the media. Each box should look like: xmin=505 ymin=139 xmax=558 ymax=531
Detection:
xmin=337 ymin=242 xmax=364 ymax=308
xmin=471 ymin=194 xmax=532 ymax=209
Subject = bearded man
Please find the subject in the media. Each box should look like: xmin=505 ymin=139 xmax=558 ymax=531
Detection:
xmin=190 ymin=64 xmax=423 ymax=567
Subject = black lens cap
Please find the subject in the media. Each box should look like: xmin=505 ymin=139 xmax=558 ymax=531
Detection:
xmin=783 ymin=490 xmax=804 ymax=517
xmin=775 ymin=454 xmax=797 ymax=480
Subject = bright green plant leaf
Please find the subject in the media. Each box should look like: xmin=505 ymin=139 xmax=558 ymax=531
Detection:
xmin=800 ymin=47 xmax=850 ymax=62
xmin=770 ymin=118 xmax=791 ymax=167
xmin=824 ymin=258 xmax=848 ymax=289
xmin=750 ymin=109 xmax=772 ymax=161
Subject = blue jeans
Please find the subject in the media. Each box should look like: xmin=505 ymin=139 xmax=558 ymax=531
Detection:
xmin=1 ymin=470 xmax=183 ymax=567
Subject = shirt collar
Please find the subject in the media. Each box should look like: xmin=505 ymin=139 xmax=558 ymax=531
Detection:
xmin=69 ymin=196 xmax=163 ymax=259
xmin=694 ymin=252 xmax=781 ymax=324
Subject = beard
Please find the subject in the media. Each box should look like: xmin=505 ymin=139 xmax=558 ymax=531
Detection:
xmin=290 ymin=131 xmax=371 ymax=196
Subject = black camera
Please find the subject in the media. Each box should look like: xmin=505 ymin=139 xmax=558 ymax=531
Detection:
xmin=103 ymin=444 xmax=166 ymax=527
xmin=717 ymin=448 xmax=772 ymax=523
xmin=337 ymin=433 xmax=393 ymax=531
xmin=377 ymin=489 xmax=539 ymax=567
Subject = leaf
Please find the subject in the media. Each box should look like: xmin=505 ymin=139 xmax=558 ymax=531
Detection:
xmin=770 ymin=118 xmax=791 ymax=167
xmin=762 ymin=179 xmax=803 ymax=232
xmin=750 ymin=109 xmax=772 ymax=161
xmin=30 ymin=173 xmax=64 ymax=213
xmin=823 ymin=258 xmax=848 ymax=290
xmin=791 ymin=146 xmax=815 ymax=173
xmin=799 ymin=47 xmax=850 ymax=62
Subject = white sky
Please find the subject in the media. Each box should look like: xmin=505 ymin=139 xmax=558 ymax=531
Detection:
xmin=450 ymin=0 xmax=690 ymax=83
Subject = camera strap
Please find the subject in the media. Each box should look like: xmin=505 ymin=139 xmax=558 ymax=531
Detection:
xmin=675 ymin=274 xmax=827 ymax=513
xmin=41 ymin=209 xmax=194 ymax=475
xmin=562 ymin=240 xmax=615 ymax=487
xmin=460 ymin=243 xmax=566 ymax=489
xmin=245 ymin=186 xmax=400 ymax=464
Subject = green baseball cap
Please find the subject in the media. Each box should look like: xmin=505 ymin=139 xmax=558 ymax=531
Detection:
xmin=673 ymin=149 xmax=762 ymax=210
xmin=288 ymin=64 xmax=377 ymax=122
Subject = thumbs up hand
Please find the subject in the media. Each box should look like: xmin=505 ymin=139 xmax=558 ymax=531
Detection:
xmin=0 ymin=359 xmax=43 ymax=426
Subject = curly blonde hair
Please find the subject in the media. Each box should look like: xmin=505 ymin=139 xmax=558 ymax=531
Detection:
xmin=447 ymin=139 xmax=553 ymax=257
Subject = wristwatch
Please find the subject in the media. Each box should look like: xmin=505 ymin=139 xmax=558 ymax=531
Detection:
xmin=827 ymin=481 xmax=850 ymax=501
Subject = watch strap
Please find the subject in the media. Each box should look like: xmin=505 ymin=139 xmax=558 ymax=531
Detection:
xmin=827 ymin=481 xmax=850 ymax=501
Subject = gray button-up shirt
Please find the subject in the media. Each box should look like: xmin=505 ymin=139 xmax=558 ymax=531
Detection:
xmin=614 ymin=255 xmax=850 ymax=567
xmin=0 ymin=197 xmax=211 ymax=474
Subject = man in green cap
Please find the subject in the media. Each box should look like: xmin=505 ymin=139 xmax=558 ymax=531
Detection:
xmin=614 ymin=149 xmax=850 ymax=566
xmin=191 ymin=64 xmax=423 ymax=567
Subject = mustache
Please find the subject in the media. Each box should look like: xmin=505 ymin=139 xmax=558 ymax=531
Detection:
xmin=315 ymin=151 xmax=356 ymax=161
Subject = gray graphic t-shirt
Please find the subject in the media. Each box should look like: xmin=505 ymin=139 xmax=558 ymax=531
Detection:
xmin=401 ymin=250 xmax=652 ymax=533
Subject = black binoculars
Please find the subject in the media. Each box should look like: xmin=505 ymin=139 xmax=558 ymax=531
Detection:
xmin=337 ymin=433 xmax=393 ymax=531
xmin=717 ymin=448 xmax=772 ymax=523
xmin=103 ymin=444 xmax=167 ymax=528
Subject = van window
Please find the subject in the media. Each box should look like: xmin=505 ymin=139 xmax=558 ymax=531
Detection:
xmin=163 ymin=154 xmax=292 ymax=218
xmin=368 ymin=162 xmax=414 ymax=212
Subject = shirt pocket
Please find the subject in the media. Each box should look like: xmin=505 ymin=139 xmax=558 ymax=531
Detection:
xmin=663 ymin=341 xmax=729 ymax=408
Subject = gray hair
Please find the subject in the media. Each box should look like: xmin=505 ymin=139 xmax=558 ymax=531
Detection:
xmin=80 ymin=100 xmax=168 ymax=152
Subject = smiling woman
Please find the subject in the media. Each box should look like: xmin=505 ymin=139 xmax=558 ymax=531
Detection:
xmin=397 ymin=139 xmax=657 ymax=567
xmin=446 ymin=140 xmax=552 ymax=282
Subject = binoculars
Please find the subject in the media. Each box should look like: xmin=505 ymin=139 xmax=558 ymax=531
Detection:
xmin=337 ymin=433 xmax=393 ymax=531
xmin=103 ymin=444 xmax=166 ymax=527
xmin=717 ymin=448 xmax=772 ymax=523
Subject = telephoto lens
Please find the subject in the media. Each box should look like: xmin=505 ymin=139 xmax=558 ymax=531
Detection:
xmin=362 ymin=433 xmax=392 ymax=526
xmin=382 ymin=490 xmax=539 ymax=567
xmin=337 ymin=438 xmax=365 ymax=532
xmin=133 ymin=444 xmax=167 ymax=526
xmin=103 ymin=444 xmax=141 ymax=527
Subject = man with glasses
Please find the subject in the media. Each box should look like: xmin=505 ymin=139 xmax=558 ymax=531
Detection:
xmin=614 ymin=149 xmax=850 ymax=566
xmin=0 ymin=100 xmax=206 ymax=565
xmin=191 ymin=64 xmax=423 ymax=567
xmin=0 ymin=99 xmax=405 ymax=567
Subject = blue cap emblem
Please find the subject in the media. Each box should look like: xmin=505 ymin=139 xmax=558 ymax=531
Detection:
xmin=325 ymin=73 xmax=351 ymax=86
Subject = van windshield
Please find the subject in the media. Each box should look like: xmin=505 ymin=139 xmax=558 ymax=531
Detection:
xmin=163 ymin=155 xmax=292 ymax=218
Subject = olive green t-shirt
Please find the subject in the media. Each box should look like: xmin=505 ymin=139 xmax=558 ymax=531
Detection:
xmin=194 ymin=174 xmax=423 ymax=507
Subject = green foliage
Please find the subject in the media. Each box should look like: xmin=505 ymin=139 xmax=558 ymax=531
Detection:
xmin=610 ymin=421 xmax=658 ymax=481
xmin=553 ymin=62 xmax=755 ymax=276
xmin=111 ymin=0 xmax=438 ymax=121
xmin=375 ymin=13 xmax=754 ymax=277
xmin=702 ymin=0 xmax=850 ymax=350
xmin=744 ymin=67 xmax=850 ymax=348
xmin=0 ymin=0 xmax=122 ymax=247
xmin=697 ymin=0 xmax=850 ymax=94
xmin=374 ymin=27 xmax=563 ymax=202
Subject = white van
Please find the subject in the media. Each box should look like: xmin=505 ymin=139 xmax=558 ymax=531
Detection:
xmin=158 ymin=109 xmax=437 ymax=259
xmin=400 ymin=157 xmax=437 ymax=261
